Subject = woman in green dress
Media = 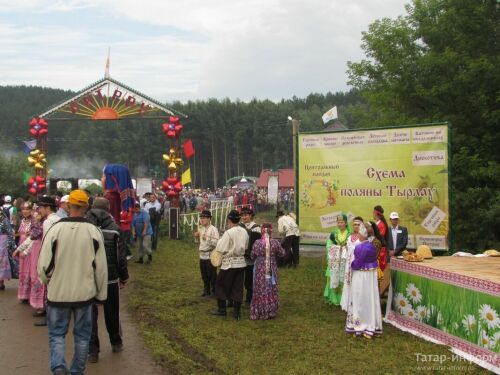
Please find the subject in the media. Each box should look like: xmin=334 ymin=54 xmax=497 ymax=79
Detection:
xmin=324 ymin=214 xmax=351 ymax=305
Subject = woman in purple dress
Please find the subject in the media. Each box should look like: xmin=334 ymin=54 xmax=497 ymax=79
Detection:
xmin=250 ymin=223 xmax=285 ymax=320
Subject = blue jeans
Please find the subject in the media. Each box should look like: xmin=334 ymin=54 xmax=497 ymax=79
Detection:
xmin=47 ymin=304 xmax=93 ymax=374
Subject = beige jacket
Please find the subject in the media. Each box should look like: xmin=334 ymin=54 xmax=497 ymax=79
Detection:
xmin=37 ymin=217 xmax=108 ymax=306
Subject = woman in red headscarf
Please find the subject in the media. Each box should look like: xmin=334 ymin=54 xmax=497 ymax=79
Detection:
xmin=373 ymin=205 xmax=389 ymax=275
xmin=250 ymin=223 xmax=285 ymax=320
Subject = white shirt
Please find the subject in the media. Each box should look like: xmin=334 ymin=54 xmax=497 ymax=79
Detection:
xmin=144 ymin=200 xmax=161 ymax=213
xmin=278 ymin=215 xmax=300 ymax=237
xmin=390 ymin=225 xmax=399 ymax=250
xmin=217 ymin=225 xmax=248 ymax=270
xmin=198 ymin=224 xmax=219 ymax=260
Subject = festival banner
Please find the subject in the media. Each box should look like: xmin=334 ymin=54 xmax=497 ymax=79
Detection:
xmin=298 ymin=123 xmax=449 ymax=250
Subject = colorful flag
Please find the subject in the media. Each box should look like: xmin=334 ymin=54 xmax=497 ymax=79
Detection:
xmin=322 ymin=106 xmax=338 ymax=124
xmin=181 ymin=168 xmax=191 ymax=185
xmin=22 ymin=139 xmax=37 ymax=154
xmin=183 ymin=139 xmax=195 ymax=158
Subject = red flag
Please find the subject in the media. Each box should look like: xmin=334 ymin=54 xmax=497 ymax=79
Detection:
xmin=183 ymin=139 xmax=195 ymax=158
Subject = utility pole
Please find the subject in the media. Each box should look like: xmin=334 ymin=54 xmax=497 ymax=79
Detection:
xmin=292 ymin=118 xmax=300 ymax=219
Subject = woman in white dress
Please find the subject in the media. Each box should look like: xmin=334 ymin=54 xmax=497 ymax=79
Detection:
xmin=340 ymin=217 xmax=366 ymax=311
xmin=345 ymin=222 xmax=383 ymax=338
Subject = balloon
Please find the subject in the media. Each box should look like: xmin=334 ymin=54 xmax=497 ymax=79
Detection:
xmin=29 ymin=118 xmax=49 ymax=138
xmin=169 ymin=116 xmax=179 ymax=124
xmin=29 ymin=187 xmax=37 ymax=195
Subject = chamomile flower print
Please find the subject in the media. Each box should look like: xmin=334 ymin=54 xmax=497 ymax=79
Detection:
xmin=405 ymin=283 xmax=422 ymax=303
xmin=395 ymin=293 xmax=410 ymax=314
xmin=478 ymin=304 xmax=500 ymax=330
xmin=478 ymin=330 xmax=490 ymax=348
xmin=405 ymin=307 xmax=417 ymax=320
xmin=416 ymin=306 xmax=427 ymax=322
xmin=462 ymin=315 xmax=477 ymax=334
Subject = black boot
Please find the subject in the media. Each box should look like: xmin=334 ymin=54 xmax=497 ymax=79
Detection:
xmin=233 ymin=302 xmax=241 ymax=320
xmin=135 ymin=257 xmax=143 ymax=264
xmin=146 ymin=254 xmax=152 ymax=264
xmin=211 ymin=299 xmax=227 ymax=316
xmin=227 ymin=299 xmax=234 ymax=308
xmin=200 ymin=285 xmax=210 ymax=297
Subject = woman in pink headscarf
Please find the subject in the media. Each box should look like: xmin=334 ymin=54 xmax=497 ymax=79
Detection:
xmin=250 ymin=223 xmax=285 ymax=320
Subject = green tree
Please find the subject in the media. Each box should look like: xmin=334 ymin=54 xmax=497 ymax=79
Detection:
xmin=347 ymin=0 xmax=500 ymax=251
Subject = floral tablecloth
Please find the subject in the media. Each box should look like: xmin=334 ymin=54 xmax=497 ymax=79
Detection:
xmin=385 ymin=258 xmax=500 ymax=373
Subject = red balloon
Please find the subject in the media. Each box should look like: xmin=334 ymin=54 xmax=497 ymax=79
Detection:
xmin=39 ymin=128 xmax=48 ymax=136
xmin=174 ymin=182 xmax=182 ymax=191
xmin=35 ymin=176 xmax=45 ymax=183
xmin=29 ymin=129 xmax=38 ymax=137
xmin=28 ymin=187 xmax=37 ymax=195
xmin=169 ymin=116 xmax=179 ymax=124
xmin=167 ymin=190 xmax=178 ymax=197
xmin=38 ymin=184 xmax=46 ymax=190
xmin=167 ymin=177 xmax=178 ymax=185
xmin=39 ymin=118 xmax=48 ymax=127
xmin=30 ymin=118 xmax=37 ymax=126
xmin=167 ymin=130 xmax=176 ymax=138
xmin=28 ymin=177 xmax=35 ymax=185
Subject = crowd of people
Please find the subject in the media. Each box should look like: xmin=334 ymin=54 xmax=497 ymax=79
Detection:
xmin=323 ymin=205 xmax=408 ymax=339
xmin=1 ymin=177 xmax=410 ymax=373
xmin=194 ymin=206 xmax=299 ymax=321
xmin=178 ymin=187 xmax=295 ymax=214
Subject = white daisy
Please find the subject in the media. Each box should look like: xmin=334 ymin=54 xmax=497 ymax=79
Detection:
xmin=478 ymin=330 xmax=490 ymax=348
xmin=416 ymin=306 xmax=428 ymax=322
xmin=478 ymin=304 xmax=500 ymax=330
xmin=437 ymin=311 xmax=443 ymax=326
xmin=395 ymin=293 xmax=411 ymax=314
xmin=406 ymin=283 xmax=422 ymax=304
xmin=405 ymin=307 xmax=417 ymax=320
xmin=462 ymin=315 xmax=477 ymax=334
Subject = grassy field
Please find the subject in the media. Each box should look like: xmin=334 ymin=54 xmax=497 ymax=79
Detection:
xmin=126 ymin=221 xmax=488 ymax=374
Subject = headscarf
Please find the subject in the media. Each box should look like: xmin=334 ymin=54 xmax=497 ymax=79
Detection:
xmin=102 ymin=164 xmax=135 ymax=211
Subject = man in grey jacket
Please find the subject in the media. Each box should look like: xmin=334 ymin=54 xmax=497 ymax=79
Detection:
xmin=38 ymin=189 xmax=107 ymax=375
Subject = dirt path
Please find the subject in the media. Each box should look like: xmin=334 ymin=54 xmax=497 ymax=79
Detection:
xmin=0 ymin=280 xmax=164 ymax=375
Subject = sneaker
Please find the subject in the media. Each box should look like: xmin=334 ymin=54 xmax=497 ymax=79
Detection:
xmin=53 ymin=367 xmax=68 ymax=375
xmin=126 ymin=255 xmax=133 ymax=261
xmin=34 ymin=317 xmax=47 ymax=327
xmin=88 ymin=353 xmax=99 ymax=363
xmin=112 ymin=343 xmax=124 ymax=353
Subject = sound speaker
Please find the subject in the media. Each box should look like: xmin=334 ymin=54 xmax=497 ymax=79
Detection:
xmin=169 ymin=207 xmax=179 ymax=239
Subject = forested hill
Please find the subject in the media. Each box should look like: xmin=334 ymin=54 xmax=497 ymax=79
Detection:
xmin=0 ymin=85 xmax=366 ymax=187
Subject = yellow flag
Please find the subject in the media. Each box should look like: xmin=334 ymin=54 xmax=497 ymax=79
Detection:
xmin=181 ymin=168 xmax=191 ymax=185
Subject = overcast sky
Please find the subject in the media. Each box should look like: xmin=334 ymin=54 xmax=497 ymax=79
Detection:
xmin=0 ymin=0 xmax=408 ymax=102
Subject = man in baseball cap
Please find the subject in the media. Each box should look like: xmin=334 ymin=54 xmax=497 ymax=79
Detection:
xmin=68 ymin=189 xmax=89 ymax=207
xmin=387 ymin=211 xmax=408 ymax=259
xmin=56 ymin=195 xmax=70 ymax=218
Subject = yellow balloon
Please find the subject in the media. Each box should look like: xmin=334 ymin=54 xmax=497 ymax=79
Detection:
xmin=35 ymin=163 xmax=44 ymax=169
xmin=168 ymin=162 xmax=177 ymax=171
xmin=28 ymin=156 xmax=37 ymax=164
xmin=30 ymin=149 xmax=40 ymax=157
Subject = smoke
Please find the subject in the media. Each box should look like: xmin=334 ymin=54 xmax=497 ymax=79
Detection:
xmin=49 ymin=156 xmax=108 ymax=179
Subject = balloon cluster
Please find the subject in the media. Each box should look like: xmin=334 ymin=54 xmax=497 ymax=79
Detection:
xmin=27 ymin=176 xmax=46 ymax=195
xmin=29 ymin=118 xmax=48 ymax=138
xmin=27 ymin=149 xmax=47 ymax=169
xmin=161 ymin=116 xmax=184 ymax=199
xmin=162 ymin=177 xmax=182 ymax=198
xmin=26 ymin=117 xmax=48 ymax=196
